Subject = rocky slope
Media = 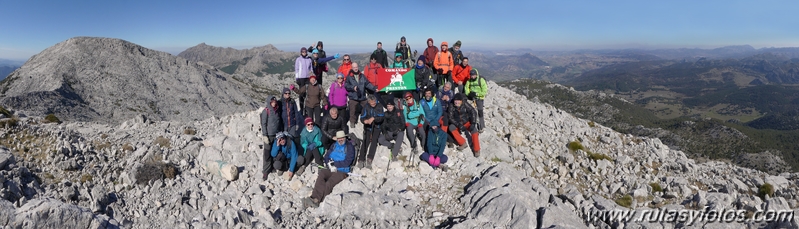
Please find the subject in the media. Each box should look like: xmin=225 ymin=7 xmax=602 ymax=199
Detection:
xmin=0 ymin=81 xmax=797 ymax=228
xmin=0 ymin=37 xmax=260 ymax=124
xmin=177 ymin=43 xmax=297 ymax=76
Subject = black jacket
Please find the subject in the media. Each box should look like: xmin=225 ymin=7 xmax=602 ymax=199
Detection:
xmin=383 ymin=108 xmax=405 ymax=134
xmin=414 ymin=65 xmax=436 ymax=91
xmin=345 ymin=71 xmax=377 ymax=101
xmin=448 ymin=103 xmax=477 ymax=129
xmin=360 ymin=104 xmax=385 ymax=131
xmin=320 ymin=114 xmax=349 ymax=140
xmin=372 ymin=49 xmax=389 ymax=68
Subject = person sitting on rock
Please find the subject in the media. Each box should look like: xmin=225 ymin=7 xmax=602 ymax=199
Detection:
xmin=320 ymin=107 xmax=348 ymax=151
xmin=298 ymin=117 xmax=325 ymax=175
xmin=358 ymin=95 xmax=384 ymax=169
xmin=378 ymin=100 xmax=405 ymax=162
xmin=268 ymin=131 xmax=302 ymax=180
xmin=302 ymin=130 xmax=355 ymax=208
xmin=260 ymin=96 xmax=282 ymax=180
xmin=464 ymin=68 xmax=487 ymax=133
xmin=447 ymin=93 xmax=481 ymax=157
xmin=420 ymin=88 xmax=443 ymax=152
xmin=422 ymin=122 xmax=448 ymax=171
xmin=401 ymin=91 xmax=426 ymax=155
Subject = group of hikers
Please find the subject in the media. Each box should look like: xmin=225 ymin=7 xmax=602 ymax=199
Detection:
xmin=258 ymin=37 xmax=488 ymax=208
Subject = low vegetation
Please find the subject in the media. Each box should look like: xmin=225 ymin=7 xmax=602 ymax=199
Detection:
xmin=650 ymin=182 xmax=663 ymax=193
xmin=183 ymin=128 xmax=197 ymax=135
xmin=153 ymin=136 xmax=171 ymax=148
xmin=587 ymin=152 xmax=612 ymax=161
xmin=615 ymin=195 xmax=633 ymax=208
xmin=758 ymin=183 xmax=774 ymax=200
xmin=566 ymin=141 xmax=585 ymax=152
xmin=43 ymin=114 xmax=61 ymax=124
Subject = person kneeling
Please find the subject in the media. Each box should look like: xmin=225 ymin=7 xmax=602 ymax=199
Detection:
xmin=447 ymin=93 xmax=481 ymax=157
xmin=303 ymin=131 xmax=355 ymax=208
xmin=422 ymin=124 xmax=448 ymax=171
xmin=267 ymin=131 xmax=303 ymax=180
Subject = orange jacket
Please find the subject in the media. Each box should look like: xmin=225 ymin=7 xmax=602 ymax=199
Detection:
xmin=364 ymin=62 xmax=382 ymax=85
xmin=337 ymin=62 xmax=352 ymax=77
xmin=452 ymin=64 xmax=471 ymax=85
xmin=434 ymin=50 xmax=453 ymax=74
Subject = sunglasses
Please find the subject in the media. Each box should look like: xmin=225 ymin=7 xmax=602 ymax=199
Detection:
xmin=306 ymin=123 xmax=313 ymax=126
xmin=343 ymin=59 xmax=350 ymax=61
xmin=284 ymin=93 xmax=290 ymax=95
xmin=337 ymin=77 xmax=344 ymax=79
xmin=406 ymin=97 xmax=413 ymax=100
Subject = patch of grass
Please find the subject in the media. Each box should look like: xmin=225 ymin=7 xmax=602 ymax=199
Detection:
xmin=183 ymin=128 xmax=197 ymax=135
xmin=100 ymin=133 xmax=108 ymax=139
xmin=162 ymin=163 xmax=177 ymax=179
xmin=588 ymin=121 xmax=596 ymax=128
xmin=0 ymin=105 xmax=11 ymax=117
xmin=615 ymin=195 xmax=633 ymax=208
xmin=650 ymin=182 xmax=663 ymax=193
xmin=135 ymin=162 xmax=179 ymax=185
xmin=94 ymin=141 xmax=111 ymax=151
xmin=567 ymin=141 xmax=585 ymax=151
xmin=153 ymin=136 xmax=171 ymax=149
xmin=0 ymin=118 xmax=18 ymax=128
xmin=44 ymin=114 xmax=61 ymax=124
xmin=758 ymin=183 xmax=774 ymax=200
xmin=80 ymin=174 xmax=93 ymax=183
xmin=587 ymin=151 xmax=612 ymax=161
xmin=491 ymin=157 xmax=503 ymax=162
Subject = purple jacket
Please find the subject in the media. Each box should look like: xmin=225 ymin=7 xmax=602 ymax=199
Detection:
xmin=295 ymin=56 xmax=313 ymax=79
xmin=328 ymin=81 xmax=348 ymax=107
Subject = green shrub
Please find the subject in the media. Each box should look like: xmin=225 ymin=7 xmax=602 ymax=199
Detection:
xmin=135 ymin=162 xmax=179 ymax=185
xmin=162 ymin=163 xmax=178 ymax=179
xmin=154 ymin=136 xmax=171 ymax=148
xmin=650 ymin=183 xmax=663 ymax=193
xmin=587 ymin=152 xmax=613 ymax=161
xmin=491 ymin=157 xmax=503 ymax=162
xmin=122 ymin=142 xmax=135 ymax=151
xmin=616 ymin=195 xmax=633 ymax=208
xmin=0 ymin=118 xmax=18 ymax=128
xmin=758 ymin=183 xmax=774 ymax=200
xmin=588 ymin=121 xmax=596 ymax=128
xmin=567 ymin=141 xmax=585 ymax=151
xmin=183 ymin=128 xmax=197 ymax=135
xmin=0 ymin=106 xmax=10 ymax=117
xmin=80 ymin=174 xmax=93 ymax=183
xmin=44 ymin=114 xmax=61 ymax=124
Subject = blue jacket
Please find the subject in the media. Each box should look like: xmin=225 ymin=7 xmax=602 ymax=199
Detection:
xmin=420 ymin=97 xmax=442 ymax=127
xmin=312 ymin=56 xmax=336 ymax=77
xmin=300 ymin=126 xmax=325 ymax=156
xmin=271 ymin=140 xmax=300 ymax=172
xmin=345 ymin=72 xmax=377 ymax=101
xmin=427 ymin=128 xmax=447 ymax=156
xmin=325 ymin=141 xmax=355 ymax=173
xmin=403 ymin=99 xmax=426 ymax=126
xmin=360 ymin=104 xmax=385 ymax=131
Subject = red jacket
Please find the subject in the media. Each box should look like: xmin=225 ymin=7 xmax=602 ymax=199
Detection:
xmin=364 ymin=62 xmax=382 ymax=85
xmin=422 ymin=38 xmax=438 ymax=66
xmin=452 ymin=64 xmax=471 ymax=85
xmin=337 ymin=62 xmax=352 ymax=77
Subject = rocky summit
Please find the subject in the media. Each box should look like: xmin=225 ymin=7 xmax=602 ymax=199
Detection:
xmin=0 ymin=37 xmax=259 ymax=124
xmin=0 ymin=79 xmax=797 ymax=228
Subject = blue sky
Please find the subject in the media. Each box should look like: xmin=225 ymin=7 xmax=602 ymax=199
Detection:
xmin=1 ymin=0 xmax=797 ymax=60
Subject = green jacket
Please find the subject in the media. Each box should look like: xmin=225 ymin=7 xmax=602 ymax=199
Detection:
xmin=465 ymin=69 xmax=487 ymax=100
xmin=300 ymin=126 xmax=325 ymax=156
xmin=402 ymin=99 xmax=426 ymax=126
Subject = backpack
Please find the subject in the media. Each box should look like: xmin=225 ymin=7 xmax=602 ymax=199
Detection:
xmin=347 ymin=132 xmax=362 ymax=167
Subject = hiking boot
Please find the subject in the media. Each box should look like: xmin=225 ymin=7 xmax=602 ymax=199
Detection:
xmin=473 ymin=150 xmax=480 ymax=157
xmin=412 ymin=147 xmax=419 ymax=155
xmin=389 ymin=143 xmax=395 ymax=150
xmin=350 ymin=122 xmax=356 ymax=128
xmin=302 ymin=197 xmax=320 ymax=208
xmin=391 ymin=154 xmax=398 ymax=162
xmin=357 ymin=161 xmax=365 ymax=169
xmin=440 ymin=164 xmax=449 ymax=172
xmin=296 ymin=166 xmax=306 ymax=176
xmin=262 ymin=172 xmax=269 ymax=181
xmin=277 ymin=170 xmax=284 ymax=176
xmin=457 ymin=144 xmax=468 ymax=151
xmin=366 ymin=159 xmax=373 ymax=169
xmin=479 ymin=129 xmax=484 ymax=134
xmin=447 ymin=143 xmax=455 ymax=148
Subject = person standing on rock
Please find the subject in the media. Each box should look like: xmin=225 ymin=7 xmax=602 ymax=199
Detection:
xmin=422 ymin=38 xmax=438 ymax=69
xmin=295 ymin=47 xmax=313 ymax=112
xmin=414 ymin=55 xmax=437 ymax=100
xmin=450 ymin=40 xmax=464 ymax=66
xmin=422 ymin=122 xmax=448 ymax=171
xmin=465 ymin=68 xmax=487 ymax=132
xmin=302 ymin=131 xmax=355 ymax=208
xmin=395 ymin=36 xmax=413 ymax=67
xmin=298 ymin=117 xmax=325 ymax=175
xmin=447 ymin=93 xmax=481 ymax=157
xmin=291 ymin=75 xmax=325 ymax=124
xmin=310 ymin=49 xmax=339 ymax=86
xmin=358 ymin=95 xmax=384 ymax=169
xmin=434 ymin=41 xmax=454 ymax=90
xmin=260 ymin=96 xmax=282 ymax=180
xmin=280 ymin=88 xmax=302 ymax=145
xmin=269 ymin=131 xmax=302 ymax=180
xmin=327 ymin=73 xmax=349 ymax=121
xmin=372 ymin=42 xmax=389 ymax=68
xmin=378 ymin=100 xmax=405 ymax=162
xmin=452 ymin=57 xmax=472 ymax=94
xmin=345 ymin=62 xmax=377 ymax=128
xmin=402 ymin=92 xmax=426 ymax=155
xmin=337 ymin=54 xmax=353 ymax=77
xmin=320 ymin=107 xmax=348 ymax=150
xmin=364 ymin=54 xmax=382 ymax=87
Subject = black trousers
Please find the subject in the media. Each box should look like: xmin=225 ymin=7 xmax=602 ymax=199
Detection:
xmin=296 ymin=78 xmax=310 ymax=115
xmin=302 ymin=147 xmax=325 ymax=167
xmin=305 ymin=106 xmax=323 ymax=125
xmin=311 ymin=169 xmax=348 ymax=201
xmin=359 ymin=128 xmax=381 ymax=162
